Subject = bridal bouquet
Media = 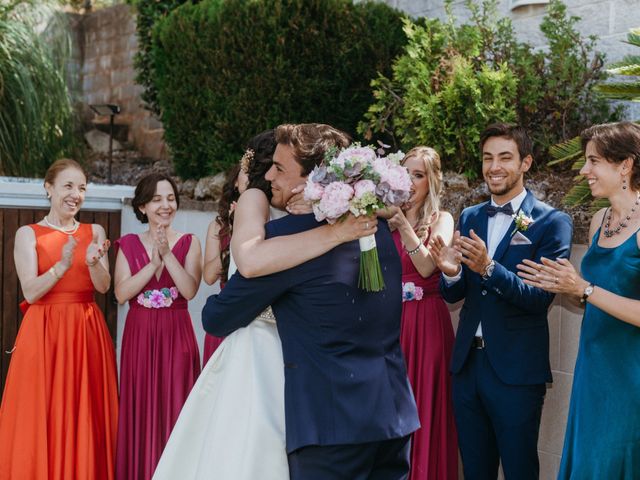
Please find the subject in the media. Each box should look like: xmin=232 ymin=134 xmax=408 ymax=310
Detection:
xmin=304 ymin=144 xmax=411 ymax=292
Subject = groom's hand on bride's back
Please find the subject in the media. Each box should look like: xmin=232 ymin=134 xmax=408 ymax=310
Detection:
xmin=285 ymin=184 xmax=313 ymax=215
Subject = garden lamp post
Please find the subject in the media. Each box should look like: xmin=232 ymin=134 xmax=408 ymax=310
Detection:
xmin=90 ymin=104 xmax=121 ymax=184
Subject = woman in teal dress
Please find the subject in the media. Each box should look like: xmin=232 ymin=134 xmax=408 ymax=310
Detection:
xmin=517 ymin=121 xmax=640 ymax=479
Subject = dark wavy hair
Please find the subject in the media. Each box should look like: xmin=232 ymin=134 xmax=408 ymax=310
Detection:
xmin=217 ymin=129 xmax=277 ymax=282
xmin=132 ymin=173 xmax=180 ymax=223
xmin=581 ymin=121 xmax=640 ymax=191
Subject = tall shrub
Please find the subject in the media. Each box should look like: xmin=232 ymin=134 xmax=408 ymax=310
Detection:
xmin=0 ymin=1 xmax=77 ymax=177
xmin=150 ymin=0 xmax=407 ymax=178
xmin=360 ymin=0 xmax=622 ymax=178
xmin=127 ymin=0 xmax=187 ymax=114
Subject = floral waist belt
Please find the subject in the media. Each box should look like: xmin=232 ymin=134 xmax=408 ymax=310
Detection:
xmin=402 ymin=282 xmax=424 ymax=302
xmin=137 ymin=287 xmax=180 ymax=308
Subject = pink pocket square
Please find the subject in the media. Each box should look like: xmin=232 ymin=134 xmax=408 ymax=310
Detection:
xmin=510 ymin=231 xmax=532 ymax=246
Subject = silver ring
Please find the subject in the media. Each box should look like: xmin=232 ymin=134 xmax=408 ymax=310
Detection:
xmin=555 ymin=277 xmax=559 ymax=284
xmin=366 ymin=222 xmax=369 ymax=229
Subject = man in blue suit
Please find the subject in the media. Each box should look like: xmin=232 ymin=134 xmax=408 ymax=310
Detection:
xmin=202 ymin=123 xmax=419 ymax=480
xmin=432 ymin=123 xmax=573 ymax=479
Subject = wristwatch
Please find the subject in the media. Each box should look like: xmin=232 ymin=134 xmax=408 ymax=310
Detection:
xmin=580 ymin=283 xmax=594 ymax=304
xmin=482 ymin=260 xmax=495 ymax=280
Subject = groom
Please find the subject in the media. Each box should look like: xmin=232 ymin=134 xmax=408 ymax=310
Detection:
xmin=202 ymin=123 xmax=419 ymax=480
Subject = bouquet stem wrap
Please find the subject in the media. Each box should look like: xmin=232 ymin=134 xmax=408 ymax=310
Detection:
xmin=358 ymin=234 xmax=384 ymax=292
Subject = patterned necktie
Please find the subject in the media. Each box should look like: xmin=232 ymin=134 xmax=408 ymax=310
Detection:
xmin=485 ymin=203 xmax=514 ymax=217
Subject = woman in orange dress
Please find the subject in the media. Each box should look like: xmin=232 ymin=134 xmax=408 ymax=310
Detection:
xmin=0 ymin=158 xmax=119 ymax=480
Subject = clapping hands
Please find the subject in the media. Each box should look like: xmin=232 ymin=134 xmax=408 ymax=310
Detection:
xmin=59 ymin=235 xmax=78 ymax=273
xmin=86 ymin=230 xmax=110 ymax=267
xmin=517 ymin=257 xmax=588 ymax=298
xmin=430 ymin=232 xmax=462 ymax=276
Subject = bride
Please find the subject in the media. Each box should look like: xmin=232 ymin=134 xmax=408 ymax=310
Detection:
xmin=152 ymin=130 xmax=375 ymax=480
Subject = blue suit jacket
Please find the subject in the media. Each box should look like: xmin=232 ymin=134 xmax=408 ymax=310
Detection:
xmin=202 ymin=214 xmax=419 ymax=453
xmin=441 ymin=191 xmax=573 ymax=385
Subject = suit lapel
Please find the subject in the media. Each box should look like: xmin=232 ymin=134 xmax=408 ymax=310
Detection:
xmin=492 ymin=191 xmax=535 ymax=263
xmin=470 ymin=202 xmax=489 ymax=244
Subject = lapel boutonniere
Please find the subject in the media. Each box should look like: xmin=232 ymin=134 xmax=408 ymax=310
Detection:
xmin=511 ymin=211 xmax=534 ymax=236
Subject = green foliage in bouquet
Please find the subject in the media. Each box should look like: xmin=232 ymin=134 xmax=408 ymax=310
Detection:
xmin=149 ymin=0 xmax=407 ymax=179
xmin=360 ymin=0 xmax=622 ymax=178
xmin=0 ymin=1 xmax=78 ymax=177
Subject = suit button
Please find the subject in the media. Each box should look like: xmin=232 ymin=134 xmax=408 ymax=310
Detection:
xmin=481 ymin=290 xmax=487 ymax=296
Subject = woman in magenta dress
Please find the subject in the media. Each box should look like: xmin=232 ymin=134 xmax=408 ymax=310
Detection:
xmin=114 ymin=173 xmax=202 ymax=480
xmin=388 ymin=146 xmax=458 ymax=480
xmin=201 ymin=163 xmax=247 ymax=363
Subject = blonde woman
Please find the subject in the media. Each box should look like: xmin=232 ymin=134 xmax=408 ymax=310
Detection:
xmin=387 ymin=146 xmax=458 ymax=480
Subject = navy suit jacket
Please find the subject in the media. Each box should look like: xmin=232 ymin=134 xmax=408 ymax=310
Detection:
xmin=202 ymin=214 xmax=419 ymax=453
xmin=441 ymin=191 xmax=573 ymax=385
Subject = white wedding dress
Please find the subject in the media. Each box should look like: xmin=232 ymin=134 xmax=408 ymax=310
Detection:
xmin=152 ymin=227 xmax=288 ymax=480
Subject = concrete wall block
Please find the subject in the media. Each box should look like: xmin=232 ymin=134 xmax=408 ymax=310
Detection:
xmin=538 ymin=451 xmax=562 ymax=480
xmin=571 ymin=2 xmax=613 ymax=37
xmin=548 ymin=302 xmax=561 ymax=371
xmin=539 ymin=371 xmax=573 ymax=456
xmin=559 ymin=305 xmax=582 ymax=374
xmin=611 ymin=0 xmax=640 ymax=34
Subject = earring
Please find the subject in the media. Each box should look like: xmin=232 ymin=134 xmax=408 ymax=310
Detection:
xmin=623 ymin=178 xmax=628 ymax=190
xmin=46 ymin=192 xmax=51 ymax=199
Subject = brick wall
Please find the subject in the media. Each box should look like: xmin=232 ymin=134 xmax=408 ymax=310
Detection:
xmin=73 ymin=4 xmax=166 ymax=160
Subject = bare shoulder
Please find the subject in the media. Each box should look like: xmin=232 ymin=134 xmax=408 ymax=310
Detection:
xmin=436 ymin=211 xmax=454 ymax=225
xmin=238 ymin=188 xmax=269 ymax=207
xmin=15 ymin=225 xmax=36 ymax=243
xmin=236 ymin=188 xmax=270 ymax=221
xmin=91 ymin=223 xmax=107 ymax=238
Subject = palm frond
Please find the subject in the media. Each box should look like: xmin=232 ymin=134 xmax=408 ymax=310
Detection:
xmin=607 ymin=64 xmax=640 ymax=76
xmin=548 ymin=136 xmax=582 ymax=166
xmin=594 ymin=81 xmax=640 ymax=101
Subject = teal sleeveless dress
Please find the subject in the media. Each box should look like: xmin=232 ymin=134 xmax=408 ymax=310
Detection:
xmin=558 ymin=226 xmax=640 ymax=479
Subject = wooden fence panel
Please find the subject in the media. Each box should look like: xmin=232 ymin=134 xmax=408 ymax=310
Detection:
xmin=1 ymin=208 xmax=121 ymax=396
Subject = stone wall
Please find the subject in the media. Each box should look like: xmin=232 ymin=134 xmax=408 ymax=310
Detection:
xmin=73 ymin=4 xmax=165 ymax=160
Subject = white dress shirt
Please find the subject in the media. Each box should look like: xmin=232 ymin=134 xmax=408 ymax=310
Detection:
xmin=444 ymin=189 xmax=528 ymax=336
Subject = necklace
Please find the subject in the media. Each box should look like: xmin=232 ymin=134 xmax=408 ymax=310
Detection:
xmin=603 ymin=193 xmax=640 ymax=238
xmin=44 ymin=215 xmax=80 ymax=234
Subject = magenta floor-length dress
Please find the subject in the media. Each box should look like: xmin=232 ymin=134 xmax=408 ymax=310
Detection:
xmin=393 ymin=229 xmax=458 ymax=480
xmin=115 ymin=234 xmax=201 ymax=480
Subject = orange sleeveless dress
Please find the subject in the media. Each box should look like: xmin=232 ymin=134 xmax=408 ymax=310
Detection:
xmin=0 ymin=223 xmax=119 ymax=480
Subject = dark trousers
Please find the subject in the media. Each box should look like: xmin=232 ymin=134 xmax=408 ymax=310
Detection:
xmin=287 ymin=435 xmax=411 ymax=480
xmin=453 ymin=348 xmax=545 ymax=480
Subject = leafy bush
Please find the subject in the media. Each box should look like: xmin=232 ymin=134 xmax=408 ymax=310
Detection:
xmin=127 ymin=0 xmax=188 ymax=114
xmin=360 ymin=0 xmax=622 ymax=178
xmin=150 ymin=0 xmax=407 ymax=178
xmin=0 ymin=1 xmax=78 ymax=177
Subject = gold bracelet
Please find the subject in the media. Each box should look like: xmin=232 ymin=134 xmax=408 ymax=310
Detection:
xmin=48 ymin=266 xmax=61 ymax=280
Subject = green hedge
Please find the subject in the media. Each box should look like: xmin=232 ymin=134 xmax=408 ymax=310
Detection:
xmin=151 ymin=0 xmax=407 ymax=178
